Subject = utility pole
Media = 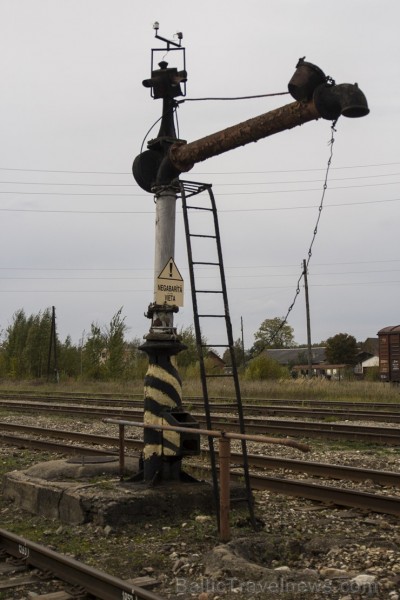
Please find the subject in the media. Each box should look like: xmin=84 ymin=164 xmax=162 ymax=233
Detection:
xmin=241 ymin=316 xmax=245 ymax=369
xmin=47 ymin=306 xmax=59 ymax=383
xmin=303 ymin=260 xmax=313 ymax=378
xmin=133 ymin=29 xmax=369 ymax=482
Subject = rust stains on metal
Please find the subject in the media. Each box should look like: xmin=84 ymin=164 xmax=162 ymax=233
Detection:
xmin=169 ymin=100 xmax=320 ymax=172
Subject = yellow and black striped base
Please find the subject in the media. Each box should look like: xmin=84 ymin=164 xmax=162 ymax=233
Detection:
xmin=141 ymin=338 xmax=185 ymax=481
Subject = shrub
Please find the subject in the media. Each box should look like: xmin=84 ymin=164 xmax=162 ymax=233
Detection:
xmin=244 ymin=355 xmax=290 ymax=381
xmin=364 ymin=366 xmax=380 ymax=382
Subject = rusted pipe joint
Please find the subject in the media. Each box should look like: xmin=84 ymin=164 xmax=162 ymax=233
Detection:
xmin=168 ymin=143 xmax=194 ymax=174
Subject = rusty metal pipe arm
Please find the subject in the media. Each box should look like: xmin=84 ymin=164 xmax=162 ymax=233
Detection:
xmin=133 ymin=56 xmax=368 ymax=190
xmin=168 ymin=99 xmax=321 ymax=173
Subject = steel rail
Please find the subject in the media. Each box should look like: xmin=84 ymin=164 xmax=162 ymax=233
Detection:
xmin=240 ymin=472 xmax=400 ymax=516
xmin=0 ymin=421 xmax=143 ymax=450
xmin=2 ymin=424 xmax=400 ymax=488
xmin=1 ymin=400 xmax=400 ymax=443
xmin=0 ymin=422 xmax=400 ymax=487
xmin=0 ymin=390 xmax=142 ymax=401
xmin=227 ymin=407 xmax=400 ymax=422
xmin=2 ymin=428 xmax=400 ymax=516
xmin=227 ymin=452 xmax=400 ymax=488
xmin=189 ymin=465 xmax=400 ymax=516
xmin=2 ymin=390 xmax=400 ymax=413
xmin=234 ymin=407 xmax=400 ymax=422
xmin=2 ymin=397 xmax=400 ymax=427
xmin=3 ymin=393 xmax=400 ymax=422
xmin=0 ymin=400 xmax=144 ymax=419
xmin=0 ymin=528 xmax=165 ymax=600
xmin=2 ymin=398 xmax=399 ymax=430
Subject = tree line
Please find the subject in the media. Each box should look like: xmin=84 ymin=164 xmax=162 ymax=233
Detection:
xmin=224 ymin=317 xmax=360 ymax=367
xmin=0 ymin=307 xmax=216 ymax=381
xmin=0 ymin=309 xmax=362 ymax=381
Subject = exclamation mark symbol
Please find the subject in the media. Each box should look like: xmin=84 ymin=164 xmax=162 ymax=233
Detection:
xmin=169 ymin=261 xmax=173 ymax=277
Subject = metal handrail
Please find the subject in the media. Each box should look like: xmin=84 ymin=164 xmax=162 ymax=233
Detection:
xmin=104 ymin=418 xmax=309 ymax=542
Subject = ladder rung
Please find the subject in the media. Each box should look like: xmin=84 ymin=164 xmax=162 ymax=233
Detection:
xmin=189 ymin=234 xmax=217 ymax=239
xmin=201 ymin=344 xmax=229 ymax=348
xmin=193 ymin=262 xmax=220 ymax=266
xmin=186 ymin=205 xmax=213 ymax=212
xmin=195 ymin=290 xmax=223 ymax=294
xmin=198 ymin=314 xmax=226 ymax=318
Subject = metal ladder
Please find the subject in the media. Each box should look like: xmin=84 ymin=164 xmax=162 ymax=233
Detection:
xmin=179 ymin=180 xmax=255 ymax=528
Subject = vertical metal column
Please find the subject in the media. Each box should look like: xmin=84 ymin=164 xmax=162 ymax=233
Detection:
xmin=132 ymin=33 xmax=201 ymax=483
xmin=153 ymin=188 xmax=177 ymax=306
xmin=140 ymin=185 xmax=187 ymax=482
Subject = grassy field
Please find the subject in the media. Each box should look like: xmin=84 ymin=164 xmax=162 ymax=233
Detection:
xmin=0 ymin=377 xmax=399 ymax=403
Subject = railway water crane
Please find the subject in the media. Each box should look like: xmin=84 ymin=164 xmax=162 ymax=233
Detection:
xmin=132 ymin=27 xmax=369 ymax=484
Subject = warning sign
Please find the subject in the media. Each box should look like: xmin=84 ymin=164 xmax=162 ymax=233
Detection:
xmin=155 ymin=257 xmax=184 ymax=307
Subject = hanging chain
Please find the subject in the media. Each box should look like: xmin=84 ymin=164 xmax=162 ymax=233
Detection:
xmin=262 ymin=119 xmax=338 ymax=350
xmin=307 ymin=118 xmax=337 ymax=267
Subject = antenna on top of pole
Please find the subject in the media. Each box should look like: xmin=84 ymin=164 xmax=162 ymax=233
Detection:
xmin=152 ymin=21 xmax=183 ymax=49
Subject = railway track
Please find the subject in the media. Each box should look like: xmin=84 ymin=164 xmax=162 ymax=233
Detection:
xmin=190 ymin=465 xmax=400 ymax=517
xmin=1 ymin=421 xmax=400 ymax=487
xmin=2 ymin=389 xmax=400 ymax=418
xmin=0 ymin=527 xmax=165 ymax=599
xmin=1 ymin=424 xmax=400 ymax=517
xmin=1 ymin=398 xmax=400 ymax=444
xmin=0 ymin=390 xmax=400 ymax=411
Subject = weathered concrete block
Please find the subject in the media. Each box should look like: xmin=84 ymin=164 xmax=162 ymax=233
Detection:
xmin=3 ymin=459 xmax=246 ymax=527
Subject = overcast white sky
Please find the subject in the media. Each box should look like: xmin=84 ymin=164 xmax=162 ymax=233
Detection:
xmin=1 ymin=1 xmax=399 ymax=351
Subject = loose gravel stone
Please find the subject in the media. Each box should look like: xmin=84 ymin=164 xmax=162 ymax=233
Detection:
xmin=1 ymin=409 xmax=400 ymax=598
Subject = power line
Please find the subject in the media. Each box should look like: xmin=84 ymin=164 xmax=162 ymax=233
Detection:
xmin=0 ymin=160 xmax=400 ymax=175
xmin=3 ymin=268 xmax=400 ymax=280
xmin=214 ymin=172 xmax=400 ymax=185
xmin=0 ymin=208 xmax=153 ymax=214
xmin=0 ymin=289 xmax=152 ymax=293
xmin=195 ymin=162 xmax=400 ymax=175
xmin=0 ymin=181 xmax=137 ymax=187
xmin=182 ymin=91 xmax=290 ymax=101
xmin=1 ymin=180 xmax=399 ymax=197
xmin=220 ymin=197 xmax=400 ymax=210
xmin=0 ymin=267 xmax=153 ymax=271
xmin=1 ymin=279 xmax=399 ymax=294
xmin=0 ymin=168 xmax=131 ymax=175
xmin=2 ymin=258 xmax=400 ymax=271
xmin=1 ymin=196 xmax=400 ymax=215
xmin=2 ymin=171 xmax=400 ymax=187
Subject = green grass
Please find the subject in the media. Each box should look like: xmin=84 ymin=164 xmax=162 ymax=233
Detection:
xmin=0 ymin=377 xmax=399 ymax=403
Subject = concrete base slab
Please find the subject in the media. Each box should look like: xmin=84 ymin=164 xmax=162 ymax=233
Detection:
xmin=3 ymin=457 xmax=242 ymax=526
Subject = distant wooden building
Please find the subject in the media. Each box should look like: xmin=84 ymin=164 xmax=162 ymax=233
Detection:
xmin=291 ymin=363 xmax=347 ymax=380
xmin=263 ymin=339 xmax=379 ymax=380
xmin=264 ymin=347 xmax=326 ymax=367
xmin=206 ymin=350 xmax=226 ymax=371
